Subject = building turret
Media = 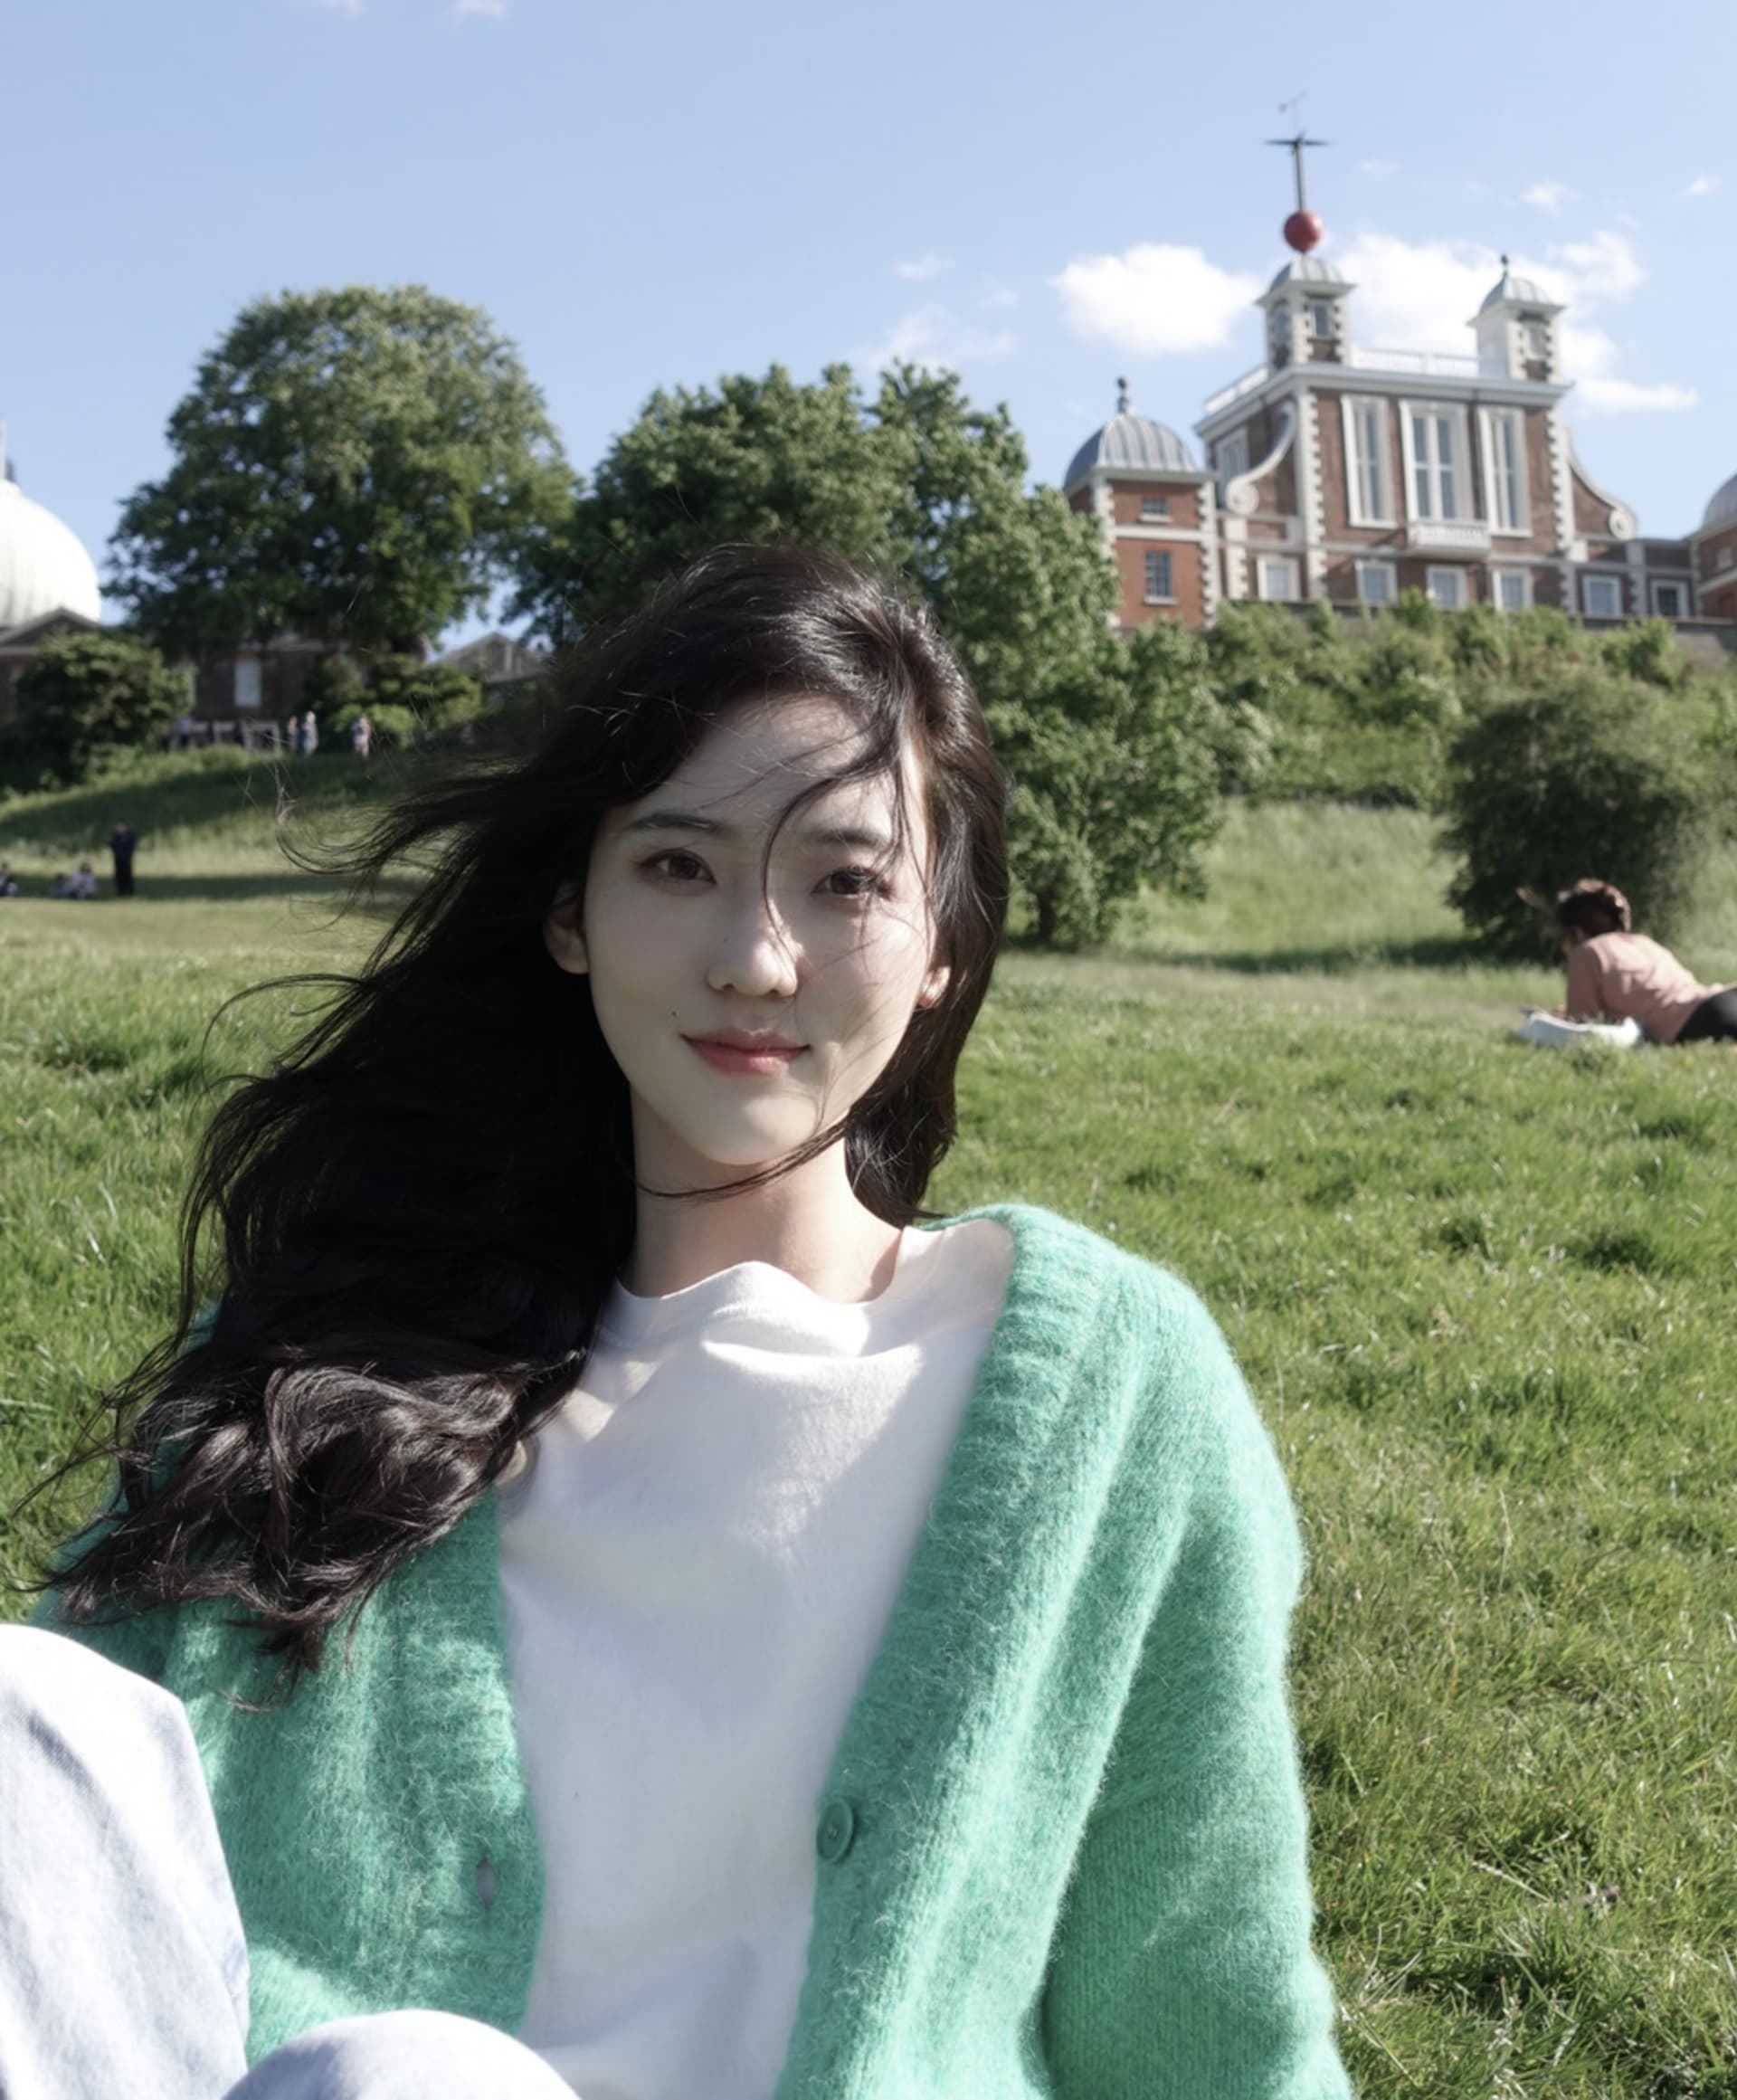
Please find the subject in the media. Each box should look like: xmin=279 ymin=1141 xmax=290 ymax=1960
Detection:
xmin=1472 ymin=261 xmax=1565 ymax=382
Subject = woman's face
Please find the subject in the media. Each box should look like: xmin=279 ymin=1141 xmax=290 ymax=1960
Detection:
xmin=545 ymin=693 xmax=947 ymax=1190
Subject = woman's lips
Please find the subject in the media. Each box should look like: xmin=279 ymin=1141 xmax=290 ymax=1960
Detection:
xmin=686 ymin=1033 xmax=805 ymax=1076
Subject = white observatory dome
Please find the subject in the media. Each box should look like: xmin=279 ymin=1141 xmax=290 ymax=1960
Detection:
xmin=0 ymin=471 xmax=101 ymax=632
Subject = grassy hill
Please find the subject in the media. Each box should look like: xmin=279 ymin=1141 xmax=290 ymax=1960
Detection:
xmin=3 ymin=753 xmax=1734 ymax=2096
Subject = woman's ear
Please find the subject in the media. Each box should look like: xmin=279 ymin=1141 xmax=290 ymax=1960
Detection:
xmin=543 ymin=888 xmax=589 ymax=976
xmin=917 ymin=962 xmax=950 ymax=1010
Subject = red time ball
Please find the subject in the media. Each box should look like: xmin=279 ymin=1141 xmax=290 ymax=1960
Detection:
xmin=1283 ymin=210 xmax=1324 ymax=253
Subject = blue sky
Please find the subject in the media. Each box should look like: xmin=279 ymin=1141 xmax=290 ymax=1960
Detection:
xmin=6 ymin=0 xmax=1734 ymax=641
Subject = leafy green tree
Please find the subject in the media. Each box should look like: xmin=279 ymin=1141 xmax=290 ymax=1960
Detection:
xmin=512 ymin=366 xmax=897 ymax=644
xmin=3 ymin=632 xmax=185 ymax=786
xmin=516 ymin=361 xmax=1236 ymax=945
xmin=1442 ymin=668 xmax=1714 ymax=955
xmin=110 ymin=286 xmax=569 ymax=658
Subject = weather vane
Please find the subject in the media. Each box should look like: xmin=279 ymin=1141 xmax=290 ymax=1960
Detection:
xmin=1266 ymin=106 xmax=1329 ymax=252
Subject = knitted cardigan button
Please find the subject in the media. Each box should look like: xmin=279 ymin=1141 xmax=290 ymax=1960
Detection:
xmin=815 ymin=1800 xmax=857 ymax=1863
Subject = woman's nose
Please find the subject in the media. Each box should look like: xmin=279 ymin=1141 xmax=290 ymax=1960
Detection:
xmin=706 ymin=895 xmax=801 ymax=998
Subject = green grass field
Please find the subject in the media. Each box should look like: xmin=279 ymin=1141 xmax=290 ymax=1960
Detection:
xmin=3 ymin=755 xmax=1735 ymax=2095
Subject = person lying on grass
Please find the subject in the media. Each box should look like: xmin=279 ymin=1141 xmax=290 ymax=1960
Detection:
xmin=1552 ymin=878 xmax=1737 ymax=1045
xmin=10 ymin=548 xmax=1352 ymax=2100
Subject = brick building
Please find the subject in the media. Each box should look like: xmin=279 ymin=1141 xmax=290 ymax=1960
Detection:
xmin=1068 ymin=251 xmax=1730 ymax=641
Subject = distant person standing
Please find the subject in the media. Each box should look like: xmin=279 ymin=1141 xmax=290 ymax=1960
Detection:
xmin=298 ymin=711 xmax=320 ymax=758
xmin=0 ymin=863 xmax=20 ymax=898
xmin=109 ymin=822 xmax=138 ymax=898
xmin=350 ymin=712 xmax=374 ymax=760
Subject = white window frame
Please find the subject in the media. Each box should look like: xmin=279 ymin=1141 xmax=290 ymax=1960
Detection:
xmin=1651 ymin=578 xmax=1689 ymax=618
xmin=1523 ymin=319 xmax=1550 ymax=362
xmin=1425 ymin=565 xmax=1465 ymax=610
xmin=1257 ymin=556 xmax=1300 ymax=603
xmin=1582 ymin=573 xmax=1623 ymax=618
xmin=1480 ymin=408 xmax=1531 ymax=536
xmin=1354 ymin=559 xmax=1396 ymax=606
xmin=1342 ymin=396 xmax=1396 ymax=527
xmin=1138 ymin=494 xmax=1171 ymax=521
xmin=1494 ymin=568 xmax=1533 ymax=613
xmin=1400 ymin=400 xmax=1471 ymax=522
xmin=1144 ymin=549 xmax=1175 ymax=603
xmin=233 ymin=656 xmax=262 ymax=711
xmin=1719 ymin=546 xmax=1735 ymax=571
xmin=1215 ymin=429 xmax=1248 ymax=484
xmin=1308 ymin=299 xmax=1337 ymax=339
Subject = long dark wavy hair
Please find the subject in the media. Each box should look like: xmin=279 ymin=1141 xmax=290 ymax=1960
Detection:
xmin=40 ymin=547 xmax=1009 ymax=1672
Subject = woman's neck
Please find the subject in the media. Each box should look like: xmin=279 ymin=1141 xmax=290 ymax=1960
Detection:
xmin=622 ymin=1149 xmax=905 ymax=1305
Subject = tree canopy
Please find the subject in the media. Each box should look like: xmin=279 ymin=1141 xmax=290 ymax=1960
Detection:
xmin=109 ymin=285 xmax=570 ymax=659
xmin=512 ymin=362 xmax=1245 ymax=945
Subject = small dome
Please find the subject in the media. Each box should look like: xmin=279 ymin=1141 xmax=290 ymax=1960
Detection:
xmin=1478 ymin=266 xmax=1552 ymax=314
xmin=1265 ymin=252 xmax=1348 ymax=295
xmin=1703 ymin=470 xmax=1737 ymax=531
xmin=0 ymin=473 xmax=101 ymax=632
xmin=1065 ymin=395 xmax=1197 ymax=488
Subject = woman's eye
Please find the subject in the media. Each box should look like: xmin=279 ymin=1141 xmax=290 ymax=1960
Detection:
xmin=820 ymin=866 xmax=887 ymax=900
xmin=647 ymin=850 xmax=709 ymax=883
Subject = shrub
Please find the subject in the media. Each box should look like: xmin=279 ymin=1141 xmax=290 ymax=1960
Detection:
xmin=1441 ymin=667 xmax=1715 ymax=955
xmin=1 ymin=632 xmax=186 ymax=788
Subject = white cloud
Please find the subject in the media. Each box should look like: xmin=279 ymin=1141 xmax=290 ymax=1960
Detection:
xmin=1337 ymin=225 xmax=1694 ymax=415
xmin=1521 ymin=180 xmax=1578 ymax=214
xmin=299 ymin=0 xmax=365 ymax=13
xmin=1358 ymin=159 xmax=1399 ymax=178
xmin=857 ymin=308 xmax=1016 ymax=372
xmin=1684 ymin=174 xmax=1722 ymax=198
xmin=1049 ymin=243 xmax=1261 ymax=356
xmin=453 ymin=0 xmax=509 ymax=17
xmin=1577 ymin=376 xmax=1697 ymax=413
xmin=895 ymin=253 xmax=954 ymax=282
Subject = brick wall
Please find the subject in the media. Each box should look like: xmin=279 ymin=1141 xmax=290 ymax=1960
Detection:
xmin=1112 ymin=537 xmax=1206 ymax=627
xmin=1108 ymin=480 xmax=1201 ymax=528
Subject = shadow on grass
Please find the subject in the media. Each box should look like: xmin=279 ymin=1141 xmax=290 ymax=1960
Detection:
xmin=81 ymin=873 xmax=419 ymax=905
xmin=1005 ymin=931 xmax=1495 ymax=974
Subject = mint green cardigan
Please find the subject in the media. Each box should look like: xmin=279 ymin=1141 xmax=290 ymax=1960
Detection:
xmin=39 ymin=1205 xmax=1351 ymax=2096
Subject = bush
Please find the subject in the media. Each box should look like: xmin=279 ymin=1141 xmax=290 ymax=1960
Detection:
xmin=1441 ymin=668 xmax=1716 ymax=956
xmin=1 ymin=632 xmax=186 ymax=788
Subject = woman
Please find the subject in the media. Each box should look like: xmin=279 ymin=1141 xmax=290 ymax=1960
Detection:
xmin=13 ymin=549 xmax=1350 ymax=2099
xmin=1555 ymin=878 xmax=1737 ymax=1043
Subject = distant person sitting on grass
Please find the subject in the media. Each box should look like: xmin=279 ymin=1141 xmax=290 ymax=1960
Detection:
xmin=109 ymin=822 xmax=138 ymax=898
xmin=51 ymin=863 xmax=99 ymax=900
xmin=0 ymin=863 xmax=19 ymax=898
xmin=1552 ymin=878 xmax=1737 ymax=1044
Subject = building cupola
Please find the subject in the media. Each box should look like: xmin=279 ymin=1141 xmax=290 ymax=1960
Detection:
xmin=1472 ymin=258 xmax=1565 ymax=380
xmin=1258 ymin=130 xmax=1353 ymax=367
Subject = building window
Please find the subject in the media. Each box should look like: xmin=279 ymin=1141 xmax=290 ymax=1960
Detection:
xmin=1139 ymin=495 xmax=1171 ymax=521
xmin=1403 ymin=403 xmax=1467 ymax=521
xmin=1355 ymin=560 xmax=1395 ymax=606
xmin=1144 ymin=550 xmax=1175 ymax=602
xmin=1719 ymin=546 xmax=1735 ymax=571
xmin=233 ymin=657 xmax=262 ymax=711
xmin=1215 ymin=430 xmax=1248 ymax=485
xmin=1483 ymin=408 xmax=1530 ymax=534
xmin=1308 ymin=299 xmax=1337 ymax=339
xmin=1495 ymin=569 xmax=1532 ymax=612
xmin=1652 ymin=580 xmax=1688 ymax=619
xmin=1343 ymin=396 xmax=1394 ymax=526
xmin=1425 ymin=566 xmax=1465 ymax=610
xmin=1258 ymin=556 xmax=1299 ymax=603
xmin=1523 ymin=319 xmax=1550 ymax=362
xmin=1582 ymin=573 xmax=1623 ymax=618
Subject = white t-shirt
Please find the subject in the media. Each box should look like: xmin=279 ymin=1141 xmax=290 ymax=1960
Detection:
xmin=496 ymin=1217 xmax=1012 ymax=2100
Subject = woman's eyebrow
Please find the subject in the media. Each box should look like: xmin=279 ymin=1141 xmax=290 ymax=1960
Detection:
xmin=622 ymin=809 xmax=894 ymax=853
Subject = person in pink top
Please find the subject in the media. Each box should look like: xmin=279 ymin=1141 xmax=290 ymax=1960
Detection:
xmin=1555 ymin=879 xmax=1737 ymax=1043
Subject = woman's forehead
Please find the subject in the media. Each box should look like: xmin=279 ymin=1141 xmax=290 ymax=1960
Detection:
xmin=611 ymin=692 xmax=918 ymax=844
